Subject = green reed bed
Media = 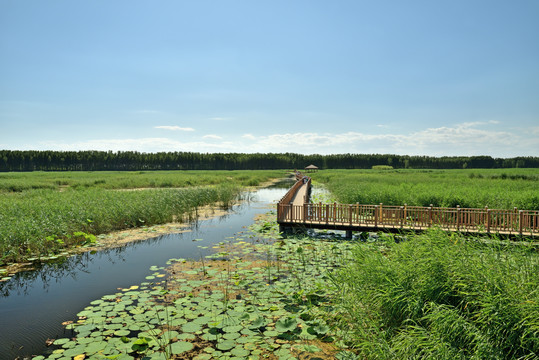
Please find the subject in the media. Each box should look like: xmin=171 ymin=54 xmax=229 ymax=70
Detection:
xmin=332 ymin=230 xmax=539 ymax=359
xmin=0 ymin=170 xmax=284 ymax=192
xmin=0 ymin=170 xmax=283 ymax=266
xmin=310 ymin=168 xmax=539 ymax=210
xmin=0 ymin=184 xmax=242 ymax=265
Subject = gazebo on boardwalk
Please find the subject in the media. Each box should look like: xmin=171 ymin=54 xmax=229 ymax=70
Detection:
xmin=304 ymin=164 xmax=319 ymax=173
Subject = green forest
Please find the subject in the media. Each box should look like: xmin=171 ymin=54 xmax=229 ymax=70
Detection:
xmin=1 ymin=150 xmax=538 ymax=171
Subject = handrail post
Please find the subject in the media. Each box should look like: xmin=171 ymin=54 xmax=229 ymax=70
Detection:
xmin=303 ymin=203 xmax=307 ymax=223
xmin=519 ymin=210 xmax=523 ymax=235
xmin=457 ymin=205 xmax=460 ymax=231
xmin=487 ymin=209 xmax=491 ymax=233
xmin=400 ymin=206 xmax=404 ymax=229
xmin=514 ymin=207 xmax=518 ymax=233
xmin=379 ymin=203 xmax=383 ymax=224
xmin=429 ymin=204 xmax=433 ymax=226
xmin=349 ymin=204 xmax=353 ymax=225
xmin=374 ymin=205 xmax=378 ymax=227
xmin=484 ymin=206 xmax=488 ymax=231
xmin=333 ymin=202 xmax=337 ymax=224
xmin=404 ymin=203 xmax=407 ymax=226
xmin=325 ymin=204 xmax=329 ymax=224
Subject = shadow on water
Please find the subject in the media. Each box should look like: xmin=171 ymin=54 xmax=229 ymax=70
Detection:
xmin=0 ymin=180 xmax=293 ymax=360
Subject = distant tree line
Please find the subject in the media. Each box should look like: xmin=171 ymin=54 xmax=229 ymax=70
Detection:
xmin=1 ymin=150 xmax=538 ymax=172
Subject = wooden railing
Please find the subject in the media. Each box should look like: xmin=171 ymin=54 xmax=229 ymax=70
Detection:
xmin=278 ymin=178 xmax=305 ymax=205
xmin=277 ymin=202 xmax=539 ymax=237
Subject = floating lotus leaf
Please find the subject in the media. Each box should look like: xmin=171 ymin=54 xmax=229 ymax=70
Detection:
xmin=77 ymin=336 xmax=94 ymax=344
xmin=105 ymin=323 xmax=123 ymax=330
xmin=130 ymin=307 xmax=145 ymax=315
xmin=178 ymin=333 xmax=196 ymax=341
xmin=192 ymin=315 xmax=211 ymax=325
xmin=170 ymin=318 xmax=187 ymax=327
xmin=263 ymin=329 xmax=279 ymax=337
xmin=223 ymin=325 xmax=242 ymax=333
xmin=114 ymin=329 xmax=131 ymax=337
xmin=84 ymin=340 xmax=108 ymax=354
xmin=61 ymin=340 xmax=77 ymax=349
xmin=249 ymin=316 xmax=265 ymax=329
xmin=216 ymin=339 xmax=235 ymax=351
xmin=170 ymin=341 xmax=194 ymax=354
xmin=223 ymin=332 xmax=241 ymax=340
xmin=309 ymin=322 xmax=330 ymax=335
xmin=62 ymin=346 xmax=86 ymax=358
xmin=230 ymin=346 xmax=250 ymax=357
xmin=182 ymin=321 xmax=202 ymax=333
xmin=53 ymin=338 xmax=70 ymax=346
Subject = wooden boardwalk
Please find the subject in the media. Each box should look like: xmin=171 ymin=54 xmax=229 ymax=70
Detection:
xmin=277 ymin=176 xmax=539 ymax=237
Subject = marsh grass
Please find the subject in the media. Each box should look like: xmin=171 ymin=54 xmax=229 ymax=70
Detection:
xmin=332 ymin=230 xmax=539 ymax=359
xmin=0 ymin=170 xmax=283 ymax=265
xmin=0 ymin=185 xmax=242 ymax=265
xmin=0 ymin=170 xmax=284 ymax=192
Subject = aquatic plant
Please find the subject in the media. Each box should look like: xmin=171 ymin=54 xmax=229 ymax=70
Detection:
xmin=40 ymin=218 xmax=359 ymax=359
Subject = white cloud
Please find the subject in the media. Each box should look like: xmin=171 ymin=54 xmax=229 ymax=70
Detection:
xmin=210 ymin=117 xmax=228 ymax=121
xmin=242 ymin=134 xmax=256 ymax=140
xmin=202 ymin=134 xmax=223 ymax=140
xmin=27 ymin=122 xmax=537 ymax=157
xmin=155 ymin=126 xmax=195 ymax=131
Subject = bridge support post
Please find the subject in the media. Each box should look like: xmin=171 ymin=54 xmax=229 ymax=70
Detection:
xmin=345 ymin=230 xmax=353 ymax=239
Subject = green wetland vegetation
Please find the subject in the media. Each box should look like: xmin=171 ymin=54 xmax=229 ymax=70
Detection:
xmin=0 ymin=170 xmax=283 ymax=266
xmin=3 ymin=168 xmax=538 ymax=359
xmin=35 ymin=217 xmax=539 ymax=360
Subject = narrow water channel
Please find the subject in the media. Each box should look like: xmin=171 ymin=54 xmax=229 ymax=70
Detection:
xmin=0 ymin=181 xmax=292 ymax=360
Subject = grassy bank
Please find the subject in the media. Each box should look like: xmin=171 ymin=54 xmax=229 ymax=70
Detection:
xmin=332 ymin=230 xmax=539 ymax=359
xmin=310 ymin=168 xmax=539 ymax=210
xmin=0 ymin=170 xmax=284 ymax=266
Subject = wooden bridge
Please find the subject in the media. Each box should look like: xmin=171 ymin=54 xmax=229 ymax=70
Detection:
xmin=277 ymin=175 xmax=539 ymax=238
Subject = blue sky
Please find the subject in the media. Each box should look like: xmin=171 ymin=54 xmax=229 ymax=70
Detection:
xmin=1 ymin=0 xmax=538 ymax=157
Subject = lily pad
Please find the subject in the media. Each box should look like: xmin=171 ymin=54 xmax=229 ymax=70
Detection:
xmin=216 ymin=339 xmax=236 ymax=351
xmin=275 ymin=317 xmax=298 ymax=333
xmin=182 ymin=321 xmax=202 ymax=333
xmin=170 ymin=341 xmax=194 ymax=354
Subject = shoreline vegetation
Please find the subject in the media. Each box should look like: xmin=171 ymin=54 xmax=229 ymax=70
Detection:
xmin=0 ymin=170 xmax=285 ymax=275
xmin=2 ymin=169 xmax=538 ymax=359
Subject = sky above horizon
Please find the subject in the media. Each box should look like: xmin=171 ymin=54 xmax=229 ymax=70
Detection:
xmin=1 ymin=0 xmax=538 ymax=157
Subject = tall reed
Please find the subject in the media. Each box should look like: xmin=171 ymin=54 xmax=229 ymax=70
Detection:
xmin=332 ymin=231 xmax=539 ymax=359
xmin=0 ymin=185 xmax=242 ymax=264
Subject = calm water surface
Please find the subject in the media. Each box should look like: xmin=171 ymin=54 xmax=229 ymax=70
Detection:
xmin=0 ymin=182 xmax=291 ymax=360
